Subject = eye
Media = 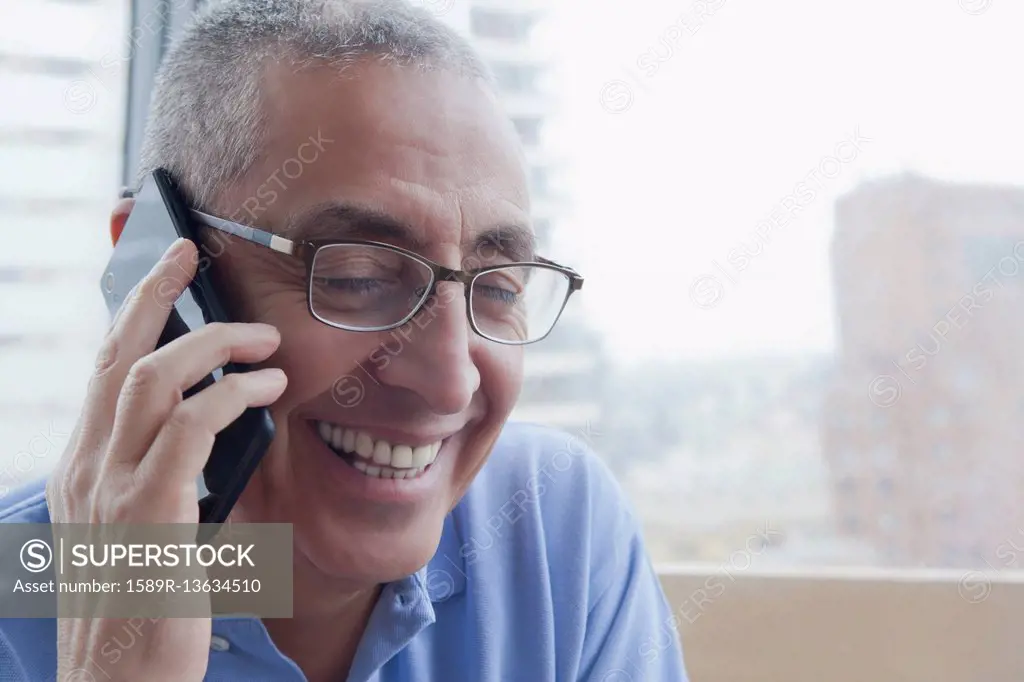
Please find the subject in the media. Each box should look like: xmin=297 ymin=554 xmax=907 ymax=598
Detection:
xmin=474 ymin=269 xmax=524 ymax=306
xmin=476 ymin=285 xmax=520 ymax=305
xmin=314 ymin=277 xmax=386 ymax=294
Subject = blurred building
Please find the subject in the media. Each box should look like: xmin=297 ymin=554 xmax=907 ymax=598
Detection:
xmin=425 ymin=0 xmax=607 ymax=435
xmin=0 ymin=0 xmax=125 ymax=488
xmin=824 ymin=172 xmax=1024 ymax=568
xmin=605 ymin=355 xmax=870 ymax=566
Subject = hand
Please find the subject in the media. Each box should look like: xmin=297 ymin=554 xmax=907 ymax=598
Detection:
xmin=47 ymin=238 xmax=287 ymax=682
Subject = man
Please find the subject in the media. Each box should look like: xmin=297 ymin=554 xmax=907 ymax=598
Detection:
xmin=0 ymin=0 xmax=688 ymax=679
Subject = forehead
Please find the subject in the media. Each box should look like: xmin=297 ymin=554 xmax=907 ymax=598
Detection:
xmin=234 ymin=59 xmax=531 ymax=253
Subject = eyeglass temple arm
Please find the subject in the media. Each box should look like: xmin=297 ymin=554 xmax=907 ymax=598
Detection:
xmin=189 ymin=210 xmax=297 ymax=256
xmin=189 ymin=209 xmax=584 ymax=290
xmin=535 ymin=255 xmax=585 ymax=291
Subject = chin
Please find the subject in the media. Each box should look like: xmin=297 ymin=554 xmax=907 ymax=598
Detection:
xmin=297 ymin=512 xmax=447 ymax=584
xmin=240 ymin=406 xmax=508 ymax=585
xmin=256 ymin=414 xmax=503 ymax=585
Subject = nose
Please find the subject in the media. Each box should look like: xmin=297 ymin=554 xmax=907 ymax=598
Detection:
xmin=371 ymin=282 xmax=481 ymax=415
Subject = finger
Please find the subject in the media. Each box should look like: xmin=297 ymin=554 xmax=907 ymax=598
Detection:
xmin=105 ymin=322 xmax=281 ymax=468
xmin=76 ymin=238 xmax=197 ymax=451
xmin=135 ymin=368 xmax=287 ymax=489
xmin=151 ymin=322 xmax=281 ymax=396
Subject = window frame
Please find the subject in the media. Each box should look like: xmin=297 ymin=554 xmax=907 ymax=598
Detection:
xmin=122 ymin=0 xmax=199 ymax=186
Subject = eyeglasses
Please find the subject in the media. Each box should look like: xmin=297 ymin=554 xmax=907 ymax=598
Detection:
xmin=189 ymin=210 xmax=584 ymax=345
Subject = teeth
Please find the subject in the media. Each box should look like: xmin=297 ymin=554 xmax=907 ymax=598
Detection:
xmin=314 ymin=421 xmax=443 ymax=478
xmin=372 ymin=440 xmax=392 ymax=465
xmin=392 ymin=445 xmax=413 ymax=468
xmin=412 ymin=445 xmax=432 ymax=468
xmin=355 ymin=432 xmax=374 ymax=458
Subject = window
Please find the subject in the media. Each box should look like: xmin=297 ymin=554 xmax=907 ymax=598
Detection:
xmin=530 ymin=166 xmax=550 ymax=197
xmin=0 ymin=0 xmax=126 ymax=491
xmin=519 ymin=371 xmax=601 ymax=405
xmin=0 ymin=53 xmax=95 ymax=78
xmin=932 ymin=443 xmax=951 ymax=461
xmin=869 ymin=410 xmax=888 ymax=430
xmin=7 ymin=5 xmax=1024 ymax=677
xmin=927 ymin=406 xmax=950 ymax=427
xmin=969 ymin=544 xmax=988 ymax=565
xmin=952 ymin=366 xmax=980 ymax=394
xmin=470 ymin=8 xmax=535 ymax=42
xmin=963 ymin=235 xmax=1023 ymax=284
xmin=513 ymin=117 xmax=543 ymax=146
xmin=872 ymin=444 xmax=896 ymax=467
xmin=533 ymin=217 xmax=552 ymax=247
xmin=878 ymin=513 xmax=897 ymax=532
xmin=877 ymin=477 xmax=894 ymax=496
xmin=0 ymin=267 xmax=27 ymax=284
xmin=0 ymin=129 xmax=96 ymax=145
xmin=0 ymin=71 xmax=114 ymax=132
xmin=0 ymin=143 xmax=119 ymax=200
xmin=491 ymin=64 xmax=540 ymax=93
xmin=834 ymin=446 xmax=858 ymax=474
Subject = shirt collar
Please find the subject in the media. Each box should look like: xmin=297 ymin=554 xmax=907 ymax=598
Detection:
xmin=208 ymin=510 xmax=468 ymax=676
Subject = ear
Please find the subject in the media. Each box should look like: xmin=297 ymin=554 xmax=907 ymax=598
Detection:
xmin=109 ymin=197 xmax=134 ymax=246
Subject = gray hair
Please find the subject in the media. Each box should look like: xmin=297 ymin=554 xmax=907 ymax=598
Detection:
xmin=137 ymin=0 xmax=494 ymax=211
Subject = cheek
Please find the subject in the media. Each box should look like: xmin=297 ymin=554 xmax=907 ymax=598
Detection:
xmin=478 ymin=346 xmax=524 ymax=415
xmin=230 ymin=283 xmax=377 ymax=407
xmin=271 ymin=325 xmax=383 ymax=406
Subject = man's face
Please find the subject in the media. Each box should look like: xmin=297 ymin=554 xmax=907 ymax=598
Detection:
xmin=210 ymin=61 xmax=530 ymax=582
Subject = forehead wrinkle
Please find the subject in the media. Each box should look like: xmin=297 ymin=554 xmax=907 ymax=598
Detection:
xmin=282 ymin=198 xmax=429 ymax=251
xmin=385 ymin=176 xmax=462 ymax=246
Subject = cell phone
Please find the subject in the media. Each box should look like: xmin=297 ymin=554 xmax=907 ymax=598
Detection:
xmin=99 ymin=168 xmax=275 ymax=526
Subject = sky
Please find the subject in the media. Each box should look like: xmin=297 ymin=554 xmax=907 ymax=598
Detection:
xmin=535 ymin=0 xmax=1024 ymax=364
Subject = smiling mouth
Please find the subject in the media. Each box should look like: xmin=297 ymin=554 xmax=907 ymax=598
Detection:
xmin=314 ymin=420 xmax=442 ymax=480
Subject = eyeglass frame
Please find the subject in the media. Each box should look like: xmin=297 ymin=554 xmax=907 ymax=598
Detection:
xmin=187 ymin=209 xmax=585 ymax=345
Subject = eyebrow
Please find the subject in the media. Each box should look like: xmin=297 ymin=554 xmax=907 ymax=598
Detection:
xmin=283 ymin=201 xmax=538 ymax=263
xmin=283 ymin=202 xmax=428 ymax=250
xmin=469 ymin=225 xmax=536 ymax=264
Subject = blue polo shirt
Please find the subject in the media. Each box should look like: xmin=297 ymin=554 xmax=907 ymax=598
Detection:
xmin=0 ymin=422 xmax=688 ymax=681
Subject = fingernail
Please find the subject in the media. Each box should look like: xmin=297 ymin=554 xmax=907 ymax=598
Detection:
xmin=251 ymin=323 xmax=281 ymax=339
xmin=258 ymin=367 xmax=287 ymax=388
xmin=264 ymin=367 xmax=286 ymax=382
xmin=162 ymin=238 xmax=188 ymax=261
